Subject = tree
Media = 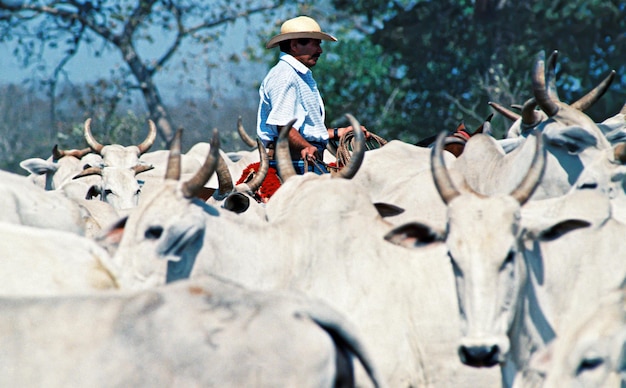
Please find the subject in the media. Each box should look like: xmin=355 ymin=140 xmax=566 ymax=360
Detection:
xmin=328 ymin=0 xmax=626 ymax=141
xmin=0 ymin=0 xmax=286 ymax=144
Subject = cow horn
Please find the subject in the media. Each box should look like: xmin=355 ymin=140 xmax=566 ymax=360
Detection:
xmin=509 ymin=131 xmax=547 ymax=205
xmin=546 ymin=50 xmax=559 ymax=102
xmin=276 ymin=118 xmax=298 ymax=182
xmin=488 ymin=101 xmax=520 ymax=122
xmin=52 ymin=145 xmax=92 ymax=161
xmin=431 ymin=131 xmax=461 ymax=204
xmin=244 ymin=139 xmax=269 ymax=192
xmin=137 ymin=120 xmax=157 ymax=155
xmin=215 ymin=152 xmax=235 ymax=195
xmin=133 ymin=164 xmax=155 ymax=175
xmin=165 ymin=128 xmax=183 ymax=180
xmin=521 ymin=98 xmax=542 ymax=126
xmin=84 ymin=118 xmax=104 ymax=154
xmin=182 ymin=129 xmax=220 ymax=199
xmin=334 ymin=114 xmax=365 ymax=179
xmin=237 ymin=116 xmax=256 ymax=148
xmin=532 ymin=51 xmax=559 ymax=117
xmin=570 ymin=70 xmax=616 ymax=111
xmin=73 ymin=166 xmax=103 ymax=179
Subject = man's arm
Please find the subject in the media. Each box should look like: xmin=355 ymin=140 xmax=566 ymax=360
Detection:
xmin=280 ymin=125 xmax=319 ymax=161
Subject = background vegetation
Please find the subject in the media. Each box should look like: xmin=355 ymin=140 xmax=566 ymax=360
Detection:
xmin=1 ymin=0 xmax=625 ymax=173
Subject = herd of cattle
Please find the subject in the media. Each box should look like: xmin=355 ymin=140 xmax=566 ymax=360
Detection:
xmin=4 ymin=49 xmax=626 ymax=387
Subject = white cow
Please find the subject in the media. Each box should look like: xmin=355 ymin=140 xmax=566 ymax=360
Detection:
xmin=19 ymin=145 xmax=97 ymax=190
xmin=0 ymin=169 xmax=87 ymax=235
xmin=105 ymin=118 xmax=502 ymax=387
xmin=384 ymin=131 xmax=626 ymax=386
xmin=513 ymin=285 xmax=626 ymax=388
xmin=73 ymin=118 xmax=156 ymax=211
xmin=454 ymin=51 xmax=613 ymax=201
xmin=0 ymin=275 xmax=383 ymax=388
xmin=0 ymin=221 xmax=119 ymax=295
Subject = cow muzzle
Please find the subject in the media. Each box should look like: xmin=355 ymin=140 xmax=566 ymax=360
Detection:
xmin=458 ymin=335 xmax=509 ymax=367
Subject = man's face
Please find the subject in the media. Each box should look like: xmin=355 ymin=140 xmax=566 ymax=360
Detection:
xmin=291 ymin=39 xmax=323 ymax=68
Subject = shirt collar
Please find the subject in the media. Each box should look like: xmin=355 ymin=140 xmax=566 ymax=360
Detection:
xmin=279 ymin=52 xmax=311 ymax=75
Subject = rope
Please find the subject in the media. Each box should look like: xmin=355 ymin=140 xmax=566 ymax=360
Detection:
xmin=335 ymin=130 xmax=388 ymax=168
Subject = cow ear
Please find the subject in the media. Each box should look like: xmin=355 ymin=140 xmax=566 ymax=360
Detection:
xmin=223 ymin=192 xmax=251 ymax=214
xmin=96 ymin=216 xmax=128 ymax=254
xmin=373 ymin=202 xmax=405 ymax=218
xmin=542 ymin=126 xmax=598 ymax=154
xmin=384 ymin=222 xmax=444 ymax=248
xmin=19 ymin=158 xmax=57 ymax=175
xmin=526 ymin=219 xmax=591 ymax=242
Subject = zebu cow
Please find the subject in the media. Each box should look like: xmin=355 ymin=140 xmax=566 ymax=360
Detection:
xmin=0 ymin=169 xmax=88 ymax=235
xmin=206 ymin=139 xmax=270 ymax=216
xmin=385 ymin=131 xmax=626 ymax=386
xmin=0 ymin=275 xmax=383 ymax=388
xmin=513 ymin=284 xmax=626 ymax=388
xmin=104 ymin=116 xmax=501 ymax=387
xmin=454 ymin=51 xmax=613 ymax=201
xmin=73 ymin=118 xmax=156 ymax=211
xmin=0 ymin=221 xmax=119 ymax=295
xmin=19 ymin=145 xmax=96 ymax=190
xmin=489 ymin=52 xmax=616 ymax=141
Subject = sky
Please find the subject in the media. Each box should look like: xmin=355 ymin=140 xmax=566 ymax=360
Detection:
xmin=0 ymin=16 xmax=267 ymax=105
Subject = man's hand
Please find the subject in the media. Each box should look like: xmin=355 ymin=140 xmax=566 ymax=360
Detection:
xmin=300 ymin=145 xmax=319 ymax=161
xmin=338 ymin=125 xmax=371 ymax=139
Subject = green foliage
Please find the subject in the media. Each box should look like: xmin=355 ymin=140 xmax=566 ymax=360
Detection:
xmin=328 ymin=0 xmax=626 ymax=142
xmin=315 ymin=37 xmax=413 ymax=141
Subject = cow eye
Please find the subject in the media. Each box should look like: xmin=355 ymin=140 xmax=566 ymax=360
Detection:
xmin=576 ymin=357 xmax=603 ymax=375
xmin=145 ymin=226 xmax=163 ymax=239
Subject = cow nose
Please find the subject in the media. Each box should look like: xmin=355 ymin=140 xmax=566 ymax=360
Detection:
xmin=458 ymin=344 xmax=501 ymax=367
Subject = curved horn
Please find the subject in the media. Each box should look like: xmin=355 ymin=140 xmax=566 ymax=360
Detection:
xmin=182 ymin=129 xmax=220 ymax=199
xmin=334 ymin=114 xmax=365 ymax=179
xmin=237 ymin=116 xmax=256 ymax=148
xmin=52 ymin=145 xmax=92 ymax=161
xmin=137 ymin=120 xmax=157 ymax=155
xmin=532 ymin=51 xmax=559 ymax=117
xmin=215 ymin=152 xmax=235 ymax=195
xmin=509 ymin=131 xmax=547 ymax=205
xmin=276 ymin=118 xmax=298 ymax=182
xmin=133 ymin=164 xmax=155 ymax=175
xmin=431 ymin=131 xmax=461 ymax=204
xmin=84 ymin=118 xmax=104 ymax=154
xmin=570 ymin=70 xmax=616 ymax=111
xmin=521 ymin=98 xmax=542 ymax=126
xmin=546 ymin=50 xmax=559 ymax=102
xmin=73 ymin=166 xmax=103 ymax=179
xmin=165 ymin=128 xmax=183 ymax=180
xmin=488 ymin=101 xmax=520 ymax=122
xmin=243 ymin=139 xmax=269 ymax=192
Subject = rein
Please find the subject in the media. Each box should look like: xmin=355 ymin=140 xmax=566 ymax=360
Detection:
xmin=335 ymin=130 xmax=388 ymax=168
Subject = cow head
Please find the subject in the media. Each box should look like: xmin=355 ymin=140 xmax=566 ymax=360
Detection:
xmin=101 ymin=128 xmax=220 ymax=290
xmin=385 ymin=130 xmax=547 ymax=367
xmin=519 ymin=287 xmax=626 ymax=388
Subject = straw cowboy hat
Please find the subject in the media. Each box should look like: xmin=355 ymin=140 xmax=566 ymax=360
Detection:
xmin=266 ymin=16 xmax=337 ymax=49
